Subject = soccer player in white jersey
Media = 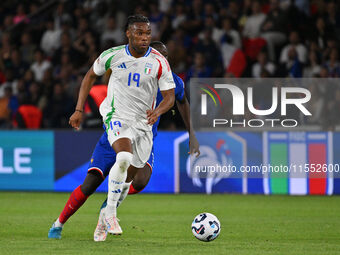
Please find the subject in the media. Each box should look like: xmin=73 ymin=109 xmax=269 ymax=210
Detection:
xmin=48 ymin=15 xmax=175 ymax=239
xmin=92 ymin=41 xmax=200 ymax=242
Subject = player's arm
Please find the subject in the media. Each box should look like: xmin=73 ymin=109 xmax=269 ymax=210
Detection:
xmin=69 ymin=50 xmax=109 ymax=130
xmin=176 ymin=93 xmax=200 ymax=157
xmin=69 ymin=67 xmax=98 ymax=130
xmin=147 ymin=88 xmax=175 ymax=125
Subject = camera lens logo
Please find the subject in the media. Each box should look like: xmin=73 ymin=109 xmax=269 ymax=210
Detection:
xmin=200 ymin=84 xmax=222 ymax=115
xmin=200 ymin=84 xmax=312 ymax=128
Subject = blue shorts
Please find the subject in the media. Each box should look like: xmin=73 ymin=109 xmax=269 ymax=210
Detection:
xmin=87 ymin=132 xmax=154 ymax=179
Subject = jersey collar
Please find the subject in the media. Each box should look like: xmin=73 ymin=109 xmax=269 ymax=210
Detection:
xmin=125 ymin=44 xmax=151 ymax=57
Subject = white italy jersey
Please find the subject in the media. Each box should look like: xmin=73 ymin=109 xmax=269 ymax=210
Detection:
xmin=93 ymin=45 xmax=175 ymax=131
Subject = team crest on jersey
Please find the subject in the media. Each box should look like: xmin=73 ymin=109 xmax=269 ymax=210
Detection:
xmin=144 ymin=63 xmax=153 ymax=75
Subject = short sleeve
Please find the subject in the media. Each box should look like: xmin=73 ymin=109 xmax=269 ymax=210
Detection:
xmin=157 ymin=58 xmax=175 ymax=91
xmin=93 ymin=56 xmax=106 ymax=76
xmin=173 ymin=73 xmax=185 ymax=101
xmin=93 ymin=49 xmax=116 ymax=76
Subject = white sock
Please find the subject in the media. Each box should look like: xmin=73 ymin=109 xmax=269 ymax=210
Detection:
xmin=105 ymin=152 xmax=132 ymax=218
xmin=54 ymin=218 xmax=64 ymax=228
xmin=117 ymin=181 xmax=132 ymax=208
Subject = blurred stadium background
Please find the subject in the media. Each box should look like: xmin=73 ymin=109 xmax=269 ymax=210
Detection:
xmin=1 ymin=0 xmax=340 ymax=194
xmin=1 ymin=0 xmax=340 ymax=130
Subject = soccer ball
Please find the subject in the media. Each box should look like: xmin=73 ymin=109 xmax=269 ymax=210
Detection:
xmin=191 ymin=212 xmax=221 ymax=242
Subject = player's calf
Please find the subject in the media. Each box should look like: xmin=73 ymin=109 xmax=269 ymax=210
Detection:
xmin=128 ymin=163 xmax=152 ymax=194
xmin=105 ymin=151 xmax=132 ymax=213
xmin=105 ymin=151 xmax=133 ymax=234
xmin=48 ymin=172 xmax=103 ymax=239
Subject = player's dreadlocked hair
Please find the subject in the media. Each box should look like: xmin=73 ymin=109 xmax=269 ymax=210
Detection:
xmin=125 ymin=15 xmax=150 ymax=31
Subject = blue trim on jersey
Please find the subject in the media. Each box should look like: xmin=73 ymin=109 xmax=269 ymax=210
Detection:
xmin=144 ymin=47 xmax=151 ymax=57
xmin=125 ymin=45 xmax=151 ymax=57
xmin=125 ymin=45 xmax=131 ymax=56
xmin=146 ymin=146 xmax=154 ymax=169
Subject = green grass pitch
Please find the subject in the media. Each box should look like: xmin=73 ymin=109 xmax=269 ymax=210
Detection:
xmin=0 ymin=192 xmax=340 ymax=255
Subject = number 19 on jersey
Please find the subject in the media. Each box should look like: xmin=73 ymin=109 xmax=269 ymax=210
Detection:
xmin=128 ymin=72 xmax=140 ymax=87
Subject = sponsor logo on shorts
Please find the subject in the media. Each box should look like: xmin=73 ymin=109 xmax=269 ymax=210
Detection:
xmin=109 ymin=121 xmax=121 ymax=136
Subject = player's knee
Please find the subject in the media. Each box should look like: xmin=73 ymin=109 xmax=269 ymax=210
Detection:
xmin=116 ymin=151 xmax=133 ymax=172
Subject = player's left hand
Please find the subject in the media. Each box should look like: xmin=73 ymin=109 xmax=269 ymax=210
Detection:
xmin=189 ymin=134 xmax=200 ymax=157
xmin=146 ymin=109 xmax=159 ymax=125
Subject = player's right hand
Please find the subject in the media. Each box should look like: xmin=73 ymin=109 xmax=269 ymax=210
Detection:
xmin=69 ymin=111 xmax=83 ymax=130
xmin=146 ymin=109 xmax=159 ymax=125
xmin=189 ymin=134 xmax=200 ymax=158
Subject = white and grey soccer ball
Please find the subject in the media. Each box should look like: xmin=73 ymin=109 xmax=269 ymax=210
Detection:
xmin=191 ymin=212 xmax=221 ymax=242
